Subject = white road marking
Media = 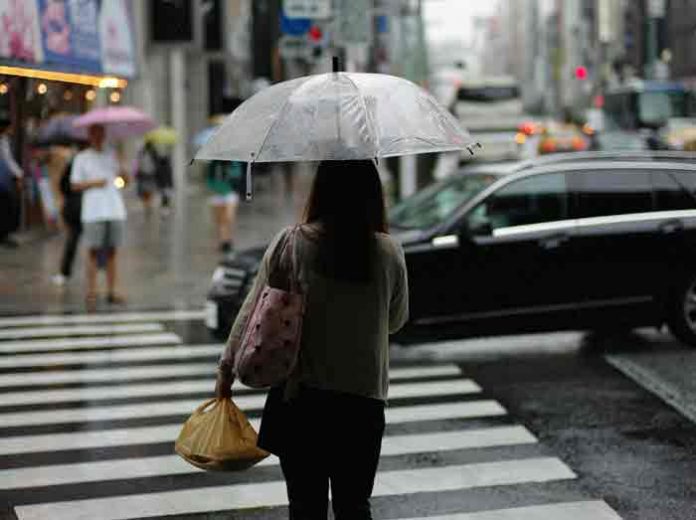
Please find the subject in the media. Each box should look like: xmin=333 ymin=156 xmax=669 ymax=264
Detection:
xmin=0 ymin=380 xmax=480 ymax=428
xmin=0 ymin=426 xmax=536 ymax=489
xmin=0 ymin=333 xmax=182 ymax=354
xmin=0 ymin=400 xmax=505 ymax=455
xmin=13 ymin=458 xmax=575 ymax=520
xmin=0 ymin=364 xmax=460 ymax=389
xmin=0 ymin=323 xmax=164 ymax=340
xmin=0 ymin=344 xmax=223 ymax=369
xmin=0 ymin=310 xmax=205 ymax=328
xmin=400 ymin=500 xmax=622 ymax=519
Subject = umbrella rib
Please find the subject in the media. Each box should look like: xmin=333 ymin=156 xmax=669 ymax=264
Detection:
xmin=342 ymin=74 xmax=380 ymax=158
xmin=252 ymin=79 xmax=308 ymax=162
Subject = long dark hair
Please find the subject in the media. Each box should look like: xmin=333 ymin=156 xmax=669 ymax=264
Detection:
xmin=303 ymin=160 xmax=388 ymax=283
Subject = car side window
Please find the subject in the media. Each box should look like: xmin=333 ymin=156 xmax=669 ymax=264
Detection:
xmin=667 ymin=171 xmax=696 ymax=202
xmin=575 ymin=171 xmax=652 ymax=218
xmin=651 ymin=171 xmax=696 ymax=211
xmin=466 ymin=173 xmax=568 ymax=233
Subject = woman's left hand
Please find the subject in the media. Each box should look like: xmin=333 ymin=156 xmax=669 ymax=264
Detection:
xmin=215 ymin=371 xmax=233 ymax=400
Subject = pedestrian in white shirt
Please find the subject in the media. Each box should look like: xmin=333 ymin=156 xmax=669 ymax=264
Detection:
xmin=70 ymin=124 xmax=129 ymax=310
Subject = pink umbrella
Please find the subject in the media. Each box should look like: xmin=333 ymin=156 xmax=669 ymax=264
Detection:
xmin=73 ymin=106 xmax=156 ymax=140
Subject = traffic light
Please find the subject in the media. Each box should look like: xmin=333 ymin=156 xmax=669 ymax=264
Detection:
xmin=308 ymin=24 xmax=326 ymax=60
xmin=574 ymin=66 xmax=588 ymax=80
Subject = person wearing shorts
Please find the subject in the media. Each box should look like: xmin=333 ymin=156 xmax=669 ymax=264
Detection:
xmin=206 ymin=160 xmax=244 ymax=253
xmin=70 ymin=124 xmax=129 ymax=310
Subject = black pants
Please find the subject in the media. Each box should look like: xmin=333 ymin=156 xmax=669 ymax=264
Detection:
xmin=259 ymin=386 xmax=385 ymax=520
xmin=0 ymin=187 xmax=19 ymax=241
xmin=60 ymin=221 xmax=82 ymax=277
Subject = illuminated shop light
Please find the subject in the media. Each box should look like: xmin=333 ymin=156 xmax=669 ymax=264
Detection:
xmin=85 ymin=89 xmax=97 ymax=101
xmin=110 ymin=91 xmax=121 ymax=103
xmin=0 ymin=84 xmax=8 ymax=95
xmin=37 ymin=83 xmax=47 ymax=94
xmin=0 ymin=66 xmax=127 ymax=89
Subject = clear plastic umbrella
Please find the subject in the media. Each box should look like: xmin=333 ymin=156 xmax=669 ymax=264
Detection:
xmin=194 ymin=71 xmax=478 ymax=199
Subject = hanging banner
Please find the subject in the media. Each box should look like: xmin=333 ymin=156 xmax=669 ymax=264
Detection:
xmin=0 ymin=0 xmax=43 ymax=63
xmin=37 ymin=0 xmax=102 ymax=73
xmin=99 ymin=0 xmax=136 ymax=77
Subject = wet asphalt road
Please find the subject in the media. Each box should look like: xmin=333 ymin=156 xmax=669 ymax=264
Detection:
xmin=391 ymin=329 xmax=696 ymax=519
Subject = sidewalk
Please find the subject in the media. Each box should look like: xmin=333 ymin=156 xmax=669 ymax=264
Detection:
xmin=0 ymin=166 xmax=313 ymax=316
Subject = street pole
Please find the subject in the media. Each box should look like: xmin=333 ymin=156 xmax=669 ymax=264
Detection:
xmin=646 ymin=0 xmax=665 ymax=79
xmin=170 ymin=48 xmax=188 ymax=203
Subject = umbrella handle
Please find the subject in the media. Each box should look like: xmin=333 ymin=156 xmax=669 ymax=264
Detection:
xmin=245 ymin=161 xmax=253 ymax=201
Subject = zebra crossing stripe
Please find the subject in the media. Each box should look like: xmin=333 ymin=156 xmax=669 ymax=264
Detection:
xmin=0 ymin=310 xmax=205 ymax=328
xmin=400 ymin=500 xmax=622 ymax=519
xmin=0 ymin=323 xmax=165 ymax=340
xmin=0 ymin=364 xmax=468 ymax=406
xmin=12 ymin=458 xmax=576 ymax=520
xmin=0 ymin=364 xmax=460 ymax=389
xmin=0 ymin=333 xmax=182 ymax=354
xmin=0 ymin=400 xmax=506 ymax=455
xmin=0 ymin=344 xmax=223 ymax=369
xmin=0 ymin=426 xmax=537 ymax=489
xmin=0 ymin=379 xmax=481 ymax=428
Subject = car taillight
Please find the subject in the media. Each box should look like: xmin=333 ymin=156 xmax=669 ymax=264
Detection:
xmin=519 ymin=121 xmax=542 ymax=135
xmin=540 ymin=139 xmax=556 ymax=153
xmin=571 ymin=136 xmax=587 ymax=151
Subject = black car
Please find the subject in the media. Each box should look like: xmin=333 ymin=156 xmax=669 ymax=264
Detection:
xmin=205 ymin=153 xmax=696 ymax=347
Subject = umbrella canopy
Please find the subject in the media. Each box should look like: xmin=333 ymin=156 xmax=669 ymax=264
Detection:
xmin=145 ymin=126 xmax=178 ymax=146
xmin=33 ymin=114 xmax=87 ymax=147
xmin=73 ymin=106 xmax=156 ymax=140
xmin=195 ymin=72 xmax=477 ymax=164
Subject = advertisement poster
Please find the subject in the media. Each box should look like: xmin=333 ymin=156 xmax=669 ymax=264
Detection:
xmin=37 ymin=0 xmax=102 ymax=73
xmin=99 ymin=0 xmax=136 ymax=77
xmin=0 ymin=0 xmax=43 ymax=63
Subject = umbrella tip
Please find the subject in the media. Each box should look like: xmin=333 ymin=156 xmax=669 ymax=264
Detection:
xmin=332 ymin=56 xmax=341 ymax=73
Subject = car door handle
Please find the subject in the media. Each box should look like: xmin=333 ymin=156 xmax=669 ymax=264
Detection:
xmin=538 ymin=233 xmax=569 ymax=250
xmin=660 ymin=219 xmax=684 ymax=234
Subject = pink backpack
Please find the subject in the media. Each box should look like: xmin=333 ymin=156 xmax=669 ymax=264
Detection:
xmin=234 ymin=228 xmax=305 ymax=389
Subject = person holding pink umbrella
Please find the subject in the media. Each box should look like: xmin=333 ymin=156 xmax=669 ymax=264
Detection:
xmin=69 ymin=107 xmax=155 ymax=310
xmin=70 ymin=124 xmax=129 ymax=310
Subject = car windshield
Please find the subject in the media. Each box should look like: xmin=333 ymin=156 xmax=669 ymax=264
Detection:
xmin=389 ymin=173 xmax=498 ymax=230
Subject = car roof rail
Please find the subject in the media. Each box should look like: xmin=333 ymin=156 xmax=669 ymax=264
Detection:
xmin=515 ymin=150 xmax=696 ymax=171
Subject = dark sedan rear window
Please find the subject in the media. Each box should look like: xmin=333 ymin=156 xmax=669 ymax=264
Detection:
xmin=574 ymin=171 xmax=653 ymax=218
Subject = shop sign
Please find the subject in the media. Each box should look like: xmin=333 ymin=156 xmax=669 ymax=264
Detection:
xmin=280 ymin=11 xmax=312 ymax=36
xmin=99 ymin=0 xmax=136 ymax=77
xmin=0 ymin=0 xmax=44 ymax=63
xmin=283 ymin=0 xmax=331 ymax=19
xmin=37 ymin=0 xmax=102 ymax=73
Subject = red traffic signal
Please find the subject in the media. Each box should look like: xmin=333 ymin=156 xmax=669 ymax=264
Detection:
xmin=574 ymin=66 xmax=588 ymax=80
xmin=308 ymin=25 xmax=323 ymax=42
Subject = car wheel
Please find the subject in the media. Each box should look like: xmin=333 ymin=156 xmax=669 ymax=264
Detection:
xmin=667 ymin=273 xmax=696 ymax=347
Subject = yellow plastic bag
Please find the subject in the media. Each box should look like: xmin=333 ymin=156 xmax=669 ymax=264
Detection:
xmin=175 ymin=397 xmax=270 ymax=471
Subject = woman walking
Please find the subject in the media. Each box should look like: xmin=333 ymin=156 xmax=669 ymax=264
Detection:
xmin=215 ymin=160 xmax=409 ymax=519
xmin=206 ymin=160 xmax=244 ymax=253
xmin=52 ymin=149 xmax=82 ymax=286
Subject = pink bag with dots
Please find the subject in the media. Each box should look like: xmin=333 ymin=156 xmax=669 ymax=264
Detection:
xmin=234 ymin=228 xmax=305 ymax=389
